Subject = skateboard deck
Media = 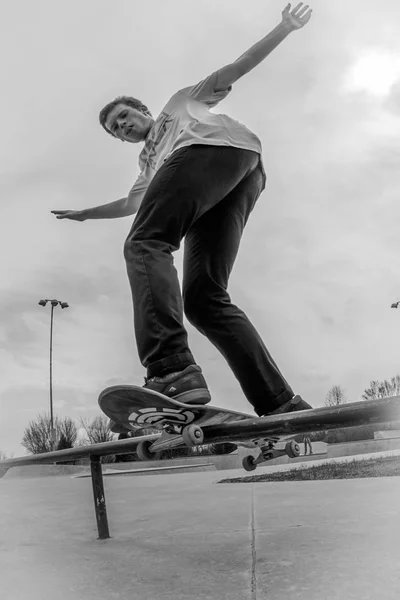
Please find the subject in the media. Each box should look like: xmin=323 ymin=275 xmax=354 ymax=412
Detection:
xmin=98 ymin=385 xmax=299 ymax=469
xmin=99 ymin=384 xmax=257 ymax=436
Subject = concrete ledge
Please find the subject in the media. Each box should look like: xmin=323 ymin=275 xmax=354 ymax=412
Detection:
xmin=73 ymin=462 xmax=215 ymax=478
xmin=0 ymin=466 xmax=10 ymax=479
xmin=327 ymin=437 xmax=400 ymax=458
xmin=374 ymin=430 xmax=400 ymax=439
xmin=2 ymin=465 xmax=90 ymax=479
xmin=108 ymin=453 xmax=241 ymax=471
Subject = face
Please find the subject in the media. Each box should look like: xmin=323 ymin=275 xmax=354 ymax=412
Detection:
xmin=105 ymin=103 xmax=154 ymax=143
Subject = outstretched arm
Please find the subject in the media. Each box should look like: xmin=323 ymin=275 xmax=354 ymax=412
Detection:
xmin=52 ymin=196 xmax=134 ymax=221
xmin=215 ymin=3 xmax=312 ymax=91
xmin=52 ymin=190 xmax=145 ymax=221
xmin=52 ymin=176 xmax=148 ymax=221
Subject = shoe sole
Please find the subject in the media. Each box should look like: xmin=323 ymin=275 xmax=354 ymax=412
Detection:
xmin=266 ymin=394 xmax=312 ymax=416
xmin=172 ymin=388 xmax=212 ymax=405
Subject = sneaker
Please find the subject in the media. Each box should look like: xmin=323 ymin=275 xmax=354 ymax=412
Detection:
xmin=143 ymin=364 xmax=211 ymax=405
xmin=260 ymin=394 xmax=312 ymax=417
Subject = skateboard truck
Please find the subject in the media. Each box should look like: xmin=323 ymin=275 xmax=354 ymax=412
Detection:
xmin=242 ymin=440 xmax=301 ymax=472
xmin=136 ymin=423 xmax=205 ymax=460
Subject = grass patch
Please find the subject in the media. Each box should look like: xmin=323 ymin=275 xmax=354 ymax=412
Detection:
xmin=218 ymin=455 xmax=400 ymax=483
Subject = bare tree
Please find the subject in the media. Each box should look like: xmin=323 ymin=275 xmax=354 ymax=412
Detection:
xmin=79 ymin=415 xmax=115 ymax=444
xmin=0 ymin=450 xmax=13 ymax=460
xmin=21 ymin=415 xmax=78 ymax=454
xmin=362 ymin=375 xmax=400 ymax=401
xmin=325 ymin=385 xmax=347 ymax=407
xmin=58 ymin=417 xmax=78 ymax=448
xmin=79 ymin=416 xmax=116 ymax=462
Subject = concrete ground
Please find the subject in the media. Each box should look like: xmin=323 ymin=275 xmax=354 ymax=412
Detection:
xmin=1 ymin=464 xmax=400 ymax=600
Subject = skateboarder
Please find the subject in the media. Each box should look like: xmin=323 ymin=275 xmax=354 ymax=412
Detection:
xmin=52 ymin=4 xmax=313 ymax=418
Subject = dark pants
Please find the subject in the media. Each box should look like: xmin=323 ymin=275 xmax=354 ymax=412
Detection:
xmin=123 ymin=144 xmax=293 ymax=415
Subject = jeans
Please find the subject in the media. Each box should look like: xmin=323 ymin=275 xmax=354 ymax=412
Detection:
xmin=123 ymin=144 xmax=293 ymax=415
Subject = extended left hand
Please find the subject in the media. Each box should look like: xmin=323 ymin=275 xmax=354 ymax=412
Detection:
xmin=281 ymin=3 xmax=312 ymax=31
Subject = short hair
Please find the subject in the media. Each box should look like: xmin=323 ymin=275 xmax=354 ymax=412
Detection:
xmin=99 ymin=96 xmax=153 ymax=137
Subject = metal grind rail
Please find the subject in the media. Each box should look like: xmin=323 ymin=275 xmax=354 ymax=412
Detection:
xmin=1 ymin=395 xmax=399 ymax=540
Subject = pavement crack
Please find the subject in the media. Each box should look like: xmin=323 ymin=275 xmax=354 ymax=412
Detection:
xmin=250 ymin=485 xmax=257 ymax=599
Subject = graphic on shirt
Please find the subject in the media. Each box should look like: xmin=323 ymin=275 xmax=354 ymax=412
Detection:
xmin=139 ymin=111 xmax=174 ymax=170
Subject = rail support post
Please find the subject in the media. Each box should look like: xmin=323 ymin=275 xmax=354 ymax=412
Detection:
xmin=90 ymin=454 xmax=110 ymax=540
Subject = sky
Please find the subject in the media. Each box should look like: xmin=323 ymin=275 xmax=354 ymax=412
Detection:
xmin=1 ymin=0 xmax=400 ymax=456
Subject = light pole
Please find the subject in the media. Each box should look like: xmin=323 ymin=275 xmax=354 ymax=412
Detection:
xmin=38 ymin=298 xmax=69 ymax=448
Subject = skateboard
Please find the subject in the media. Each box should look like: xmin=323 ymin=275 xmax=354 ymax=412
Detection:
xmin=98 ymin=385 xmax=302 ymax=470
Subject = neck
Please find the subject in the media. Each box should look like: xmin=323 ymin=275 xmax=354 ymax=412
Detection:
xmin=144 ymin=119 xmax=154 ymax=140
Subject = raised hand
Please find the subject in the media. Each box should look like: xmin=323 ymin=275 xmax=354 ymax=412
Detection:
xmin=281 ymin=3 xmax=312 ymax=30
xmin=51 ymin=209 xmax=86 ymax=221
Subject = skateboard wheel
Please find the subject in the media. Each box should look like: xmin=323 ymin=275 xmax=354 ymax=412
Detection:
xmin=285 ymin=440 xmax=301 ymax=458
xmin=136 ymin=440 xmax=155 ymax=461
xmin=182 ymin=424 xmax=204 ymax=446
xmin=242 ymin=455 xmax=257 ymax=472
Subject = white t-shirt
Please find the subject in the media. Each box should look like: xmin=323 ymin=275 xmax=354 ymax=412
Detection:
xmin=130 ymin=69 xmax=266 ymax=199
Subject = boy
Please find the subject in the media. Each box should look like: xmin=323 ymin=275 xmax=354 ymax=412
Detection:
xmin=53 ymin=3 xmax=313 ymax=417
